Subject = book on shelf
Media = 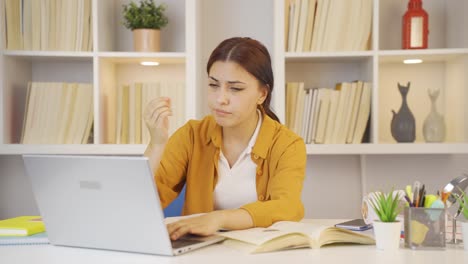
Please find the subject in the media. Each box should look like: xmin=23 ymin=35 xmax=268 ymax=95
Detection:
xmin=351 ymin=82 xmax=372 ymax=144
xmin=285 ymin=0 xmax=372 ymax=51
xmin=285 ymin=82 xmax=300 ymax=130
xmin=293 ymin=82 xmax=306 ymax=135
xmin=5 ymin=0 xmax=22 ymax=50
xmin=323 ymin=89 xmax=340 ymax=144
xmin=0 ymin=232 xmax=49 ymax=246
xmin=310 ymin=0 xmax=330 ymax=51
xmin=303 ymin=0 xmax=317 ymax=52
xmin=218 ymin=221 xmax=375 ymax=254
xmin=115 ymin=82 xmax=186 ymax=144
xmin=346 ymin=81 xmax=364 ymax=143
xmin=21 ymin=82 xmax=93 ymax=144
xmin=288 ymin=0 xmax=300 ymax=52
xmin=0 ymin=216 xmax=45 ymax=237
xmin=338 ymin=82 xmax=357 ymax=144
xmin=313 ymin=88 xmax=331 ymax=144
xmin=3 ymin=0 xmax=92 ymax=51
xmin=301 ymin=88 xmax=313 ymax=140
xmin=306 ymin=88 xmax=319 ymax=144
xmin=295 ymin=0 xmax=310 ymax=52
xmin=330 ymin=82 xmax=351 ymax=144
xmin=284 ymin=0 xmax=291 ymax=50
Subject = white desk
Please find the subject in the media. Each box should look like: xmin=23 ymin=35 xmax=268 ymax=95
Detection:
xmin=1 ymin=220 xmax=467 ymax=264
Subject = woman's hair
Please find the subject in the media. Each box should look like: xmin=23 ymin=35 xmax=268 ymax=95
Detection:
xmin=206 ymin=37 xmax=280 ymax=122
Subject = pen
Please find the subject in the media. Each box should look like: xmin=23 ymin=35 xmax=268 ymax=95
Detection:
xmin=404 ymin=195 xmax=413 ymax=207
xmin=418 ymin=184 xmax=425 ymax=208
xmin=420 ymin=195 xmax=425 ymax=208
xmin=412 ymin=181 xmax=421 ymax=207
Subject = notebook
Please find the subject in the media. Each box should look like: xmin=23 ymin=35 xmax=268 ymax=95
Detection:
xmin=22 ymin=155 xmax=224 ymax=256
xmin=0 ymin=232 xmax=49 ymax=246
xmin=0 ymin=216 xmax=45 ymax=236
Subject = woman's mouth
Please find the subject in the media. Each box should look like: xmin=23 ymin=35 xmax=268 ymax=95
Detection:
xmin=214 ymin=109 xmax=231 ymax=116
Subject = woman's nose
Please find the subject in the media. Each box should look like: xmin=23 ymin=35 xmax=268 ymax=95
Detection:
xmin=216 ymin=87 xmax=229 ymax=104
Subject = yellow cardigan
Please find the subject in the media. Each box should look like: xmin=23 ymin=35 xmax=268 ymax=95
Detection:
xmin=154 ymin=113 xmax=306 ymax=227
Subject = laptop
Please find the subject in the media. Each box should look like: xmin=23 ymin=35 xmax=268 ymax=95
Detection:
xmin=22 ymin=154 xmax=224 ymax=256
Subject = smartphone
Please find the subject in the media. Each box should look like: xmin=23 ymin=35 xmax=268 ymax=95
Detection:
xmin=335 ymin=219 xmax=373 ymax=231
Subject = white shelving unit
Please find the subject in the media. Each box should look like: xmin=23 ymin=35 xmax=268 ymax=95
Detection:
xmin=2 ymin=0 xmax=467 ymax=153
xmin=0 ymin=0 xmax=467 ymax=219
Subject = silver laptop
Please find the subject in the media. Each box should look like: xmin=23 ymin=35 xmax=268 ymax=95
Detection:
xmin=22 ymin=154 xmax=224 ymax=256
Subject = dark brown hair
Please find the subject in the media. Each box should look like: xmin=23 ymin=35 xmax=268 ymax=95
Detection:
xmin=206 ymin=37 xmax=280 ymax=122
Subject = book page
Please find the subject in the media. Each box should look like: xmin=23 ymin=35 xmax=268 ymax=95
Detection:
xmin=270 ymin=221 xmax=329 ymax=240
xmin=218 ymin=227 xmax=304 ymax=246
xmin=319 ymin=226 xmax=375 ymax=247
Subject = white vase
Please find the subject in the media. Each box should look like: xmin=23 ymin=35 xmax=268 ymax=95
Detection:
xmin=423 ymin=88 xmax=445 ymax=142
xmin=373 ymin=221 xmax=402 ymax=250
xmin=462 ymin=221 xmax=468 ymax=250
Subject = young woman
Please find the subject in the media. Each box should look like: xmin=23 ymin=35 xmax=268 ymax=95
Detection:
xmin=144 ymin=37 xmax=306 ymax=240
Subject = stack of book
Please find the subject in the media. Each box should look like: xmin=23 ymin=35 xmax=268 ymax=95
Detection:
xmin=286 ymin=81 xmax=371 ymax=144
xmin=21 ymin=82 xmax=93 ymax=144
xmin=4 ymin=0 xmax=93 ymax=51
xmin=115 ymin=82 xmax=186 ymax=144
xmin=285 ymin=0 xmax=373 ymax=52
xmin=0 ymin=216 xmax=49 ymax=246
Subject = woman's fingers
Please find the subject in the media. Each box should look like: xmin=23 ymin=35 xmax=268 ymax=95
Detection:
xmin=148 ymin=106 xmax=172 ymax=127
xmin=166 ymin=213 xmax=223 ymax=240
xmin=143 ymin=97 xmax=173 ymax=144
xmin=168 ymin=222 xmax=192 ymax=240
xmin=144 ymin=97 xmax=172 ymax=125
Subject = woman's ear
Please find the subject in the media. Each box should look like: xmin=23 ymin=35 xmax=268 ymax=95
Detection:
xmin=257 ymin=85 xmax=268 ymax=105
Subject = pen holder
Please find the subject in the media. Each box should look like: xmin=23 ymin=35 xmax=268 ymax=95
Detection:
xmin=404 ymin=207 xmax=446 ymax=250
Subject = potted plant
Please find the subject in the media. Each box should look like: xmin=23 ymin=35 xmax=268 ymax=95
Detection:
xmin=368 ymin=190 xmax=403 ymax=250
xmin=453 ymin=187 xmax=468 ymax=250
xmin=122 ymin=0 xmax=169 ymax=52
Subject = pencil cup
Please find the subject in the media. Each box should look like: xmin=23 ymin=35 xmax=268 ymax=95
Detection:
xmin=404 ymin=207 xmax=446 ymax=250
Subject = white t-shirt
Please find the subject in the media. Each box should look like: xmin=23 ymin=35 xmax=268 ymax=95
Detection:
xmin=213 ymin=111 xmax=262 ymax=210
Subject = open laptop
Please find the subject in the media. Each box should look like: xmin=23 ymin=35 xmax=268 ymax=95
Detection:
xmin=22 ymin=154 xmax=224 ymax=256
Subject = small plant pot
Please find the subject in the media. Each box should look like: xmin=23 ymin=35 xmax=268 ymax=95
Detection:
xmin=373 ymin=221 xmax=401 ymax=250
xmin=462 ymin=221 xmax=468 ymax=250
xmin=133 ymin=29 xmax=160 ymax=52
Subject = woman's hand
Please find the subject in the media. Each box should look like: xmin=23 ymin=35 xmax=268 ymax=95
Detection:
xmin=166 ymin=209 xmax=254 ymax=240
xmin=144 ymin=97 xmax=172 ymax=144
xmin=167 ymin=211 xmax=225 ymax=240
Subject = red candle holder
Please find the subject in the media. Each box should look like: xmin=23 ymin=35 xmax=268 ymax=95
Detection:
xmin=402 ymin=0 xmax=429 ymax=49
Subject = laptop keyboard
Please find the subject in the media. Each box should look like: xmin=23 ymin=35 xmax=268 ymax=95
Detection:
xmin=171 ymin=235 xmax=204 ymax=249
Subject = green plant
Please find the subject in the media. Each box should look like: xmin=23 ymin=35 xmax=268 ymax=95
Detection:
xmin=369 ymin=190 xmax=402 ymax=222
xmin=122 ymin=0 xmax=169 ymax=30
xmin=453 ymin=187 xmax=468 ymax=220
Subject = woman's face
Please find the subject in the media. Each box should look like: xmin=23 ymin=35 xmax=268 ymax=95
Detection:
xmin=207 ymin=61 xmax=266 ymax=128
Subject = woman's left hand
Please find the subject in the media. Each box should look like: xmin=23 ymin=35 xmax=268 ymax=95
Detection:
xmin=167 ymin=211 xmax=225 ymax=240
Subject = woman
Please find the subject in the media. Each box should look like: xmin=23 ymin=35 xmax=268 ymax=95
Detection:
xmin=144 ymin=37 xmax=306 ymax=240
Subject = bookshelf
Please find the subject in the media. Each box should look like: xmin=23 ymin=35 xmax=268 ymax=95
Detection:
xmin=0 ymin=0 xmax=467 ymax=220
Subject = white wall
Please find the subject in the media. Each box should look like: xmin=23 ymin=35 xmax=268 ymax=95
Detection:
xmin=2 ymin=154 xmax=467 ymax=220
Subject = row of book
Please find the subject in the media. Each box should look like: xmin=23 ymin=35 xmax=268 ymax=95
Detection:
xmin=115 ymin=82 xmax=186 ymax=145
xmin=21 ymin=82 xmax=93 ymax=144
xmin=286 ymin=81 xmax=371 ymax=144
xmin=4 ymin=0 xmax=93 ymax=51
xmin=285 ymin=0 xmax=373 ymax=52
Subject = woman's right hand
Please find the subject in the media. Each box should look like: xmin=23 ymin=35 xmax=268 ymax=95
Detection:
xmin=144 ymin=97 xmax=172 ymax=145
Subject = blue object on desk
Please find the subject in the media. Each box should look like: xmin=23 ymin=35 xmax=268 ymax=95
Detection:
xmin=163 ymin=185 xmax=186 ymax=217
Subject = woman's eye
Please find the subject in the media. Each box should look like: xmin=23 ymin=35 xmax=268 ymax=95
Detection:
xmin=231 ymin=87 xmax=243 ymax=92
xmin=209 ymin=83 xmax=219 ymax=88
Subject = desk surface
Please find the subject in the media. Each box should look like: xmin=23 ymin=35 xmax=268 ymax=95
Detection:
xmin=1 ymin=220 xmax=467 ymax=264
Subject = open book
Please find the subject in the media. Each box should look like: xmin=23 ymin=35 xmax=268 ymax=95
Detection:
xmin=218 ymin=221 xmax=375 ymax=253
